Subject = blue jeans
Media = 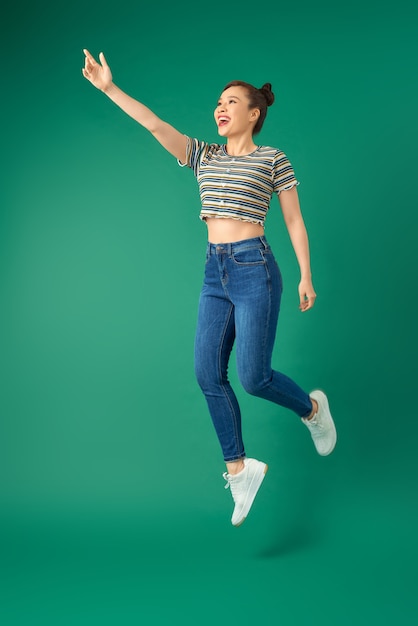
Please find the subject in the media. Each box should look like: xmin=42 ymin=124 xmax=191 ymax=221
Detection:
xmin=194 ymin=236 xmax=313 ymax=462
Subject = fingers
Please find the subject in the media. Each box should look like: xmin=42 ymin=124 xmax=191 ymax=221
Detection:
xmin=83 ymin=48 xmax=101 ymax=72
xmin=83 ymin=48 xmax=95 ymax=63
xmin=82 ymin=49 xmax=103 ymax=83
xmin=83 ymin=49 xmax=107 ymax=67
xmin=99 ymin=51 xmax=109 ymax=68
xmin=299 ymin=294 xmax=316 ymax=312
xmin=82 ymin=49 xmax=109 ymax=79
xmin=82 ymin=50 xmax=94 ymax=75
xmin=298 ymin=279 xmax=317 ymax=312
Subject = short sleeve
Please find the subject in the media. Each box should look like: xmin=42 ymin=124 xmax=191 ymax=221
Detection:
xmin=177 ymin=137 xmax=211 ymax=176
xmin=272 ymin=150 xmax=300 ymax=194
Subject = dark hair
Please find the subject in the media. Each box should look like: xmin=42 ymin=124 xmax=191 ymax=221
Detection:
xmin=222 ymin=80 xmax=275 ymax=135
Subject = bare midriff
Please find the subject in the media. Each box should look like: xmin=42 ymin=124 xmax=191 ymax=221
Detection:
xmin=205 ymin=217 xmax=265 ymax=244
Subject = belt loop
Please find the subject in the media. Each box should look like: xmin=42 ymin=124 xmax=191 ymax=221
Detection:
xmin=260 ymin=236 xmax=268 ymax=249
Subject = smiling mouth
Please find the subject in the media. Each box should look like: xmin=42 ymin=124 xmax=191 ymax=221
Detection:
xmin=218 ymin=117 xmax=230 ymax=127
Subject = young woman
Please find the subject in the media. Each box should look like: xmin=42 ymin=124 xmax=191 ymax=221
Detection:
xmin=82 ymin=50 xmax=337 ymax=527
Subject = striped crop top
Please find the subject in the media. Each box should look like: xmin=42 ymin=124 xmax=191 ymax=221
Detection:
xmin=178 ymin=136 xmax=299 ymax=226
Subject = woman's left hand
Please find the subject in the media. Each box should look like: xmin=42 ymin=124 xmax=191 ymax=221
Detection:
xmin=298 ymin=278 xmax=317 ymax=312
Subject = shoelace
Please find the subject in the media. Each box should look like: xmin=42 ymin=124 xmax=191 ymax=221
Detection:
xmin=223 ymin=472 xmax=241 ymax=502
xmin=304 ymin=416 xmax=324 ymax=441
xmin=304 ymin=413 xmax=321 ymax=427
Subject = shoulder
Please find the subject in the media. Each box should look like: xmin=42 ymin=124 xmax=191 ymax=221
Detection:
xmin=258 ymin=145 xmax=280 ymax=154
xmin=258 ymin=145 xmax=287 ymax=158
xmin=187 ymin=137 xmax=222 ymax=154
xmin=255 ymin=145 xmax=287 ymax=163
xmin=180 ymin=137 xmax=222 ymax=172
xmin=262 ymin=146 xmax=296 ymax=171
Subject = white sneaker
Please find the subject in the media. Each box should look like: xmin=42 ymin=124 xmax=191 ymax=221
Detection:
xmin=302 ymin=390 xmax=337 ymax=456
xmin=223 ymin=458 xmax=268 ymax=527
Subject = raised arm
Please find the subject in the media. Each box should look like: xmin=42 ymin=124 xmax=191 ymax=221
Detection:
xmin=82 ymin=49 xmax=187 ymax=163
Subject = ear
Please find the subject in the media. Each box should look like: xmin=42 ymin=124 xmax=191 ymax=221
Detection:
xmin=250 ymin=108 xmax=260 ymax=122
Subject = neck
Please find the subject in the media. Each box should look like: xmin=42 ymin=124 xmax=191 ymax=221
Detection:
xmin=225 ymin=135 xmax=257 ymax=156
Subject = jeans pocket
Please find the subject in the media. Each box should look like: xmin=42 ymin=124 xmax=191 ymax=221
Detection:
xmin=232 ymin=248 xmax=266 ymax=265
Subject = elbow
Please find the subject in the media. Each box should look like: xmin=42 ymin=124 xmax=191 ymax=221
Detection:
xmin=148 ymin=117 xmax=166 ymax=136
xmin=284 ymin=214 xmax=305 ymax=231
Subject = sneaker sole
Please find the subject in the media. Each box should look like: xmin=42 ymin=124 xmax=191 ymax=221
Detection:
xmin=233 ymin=463 xmax=268 ymax=527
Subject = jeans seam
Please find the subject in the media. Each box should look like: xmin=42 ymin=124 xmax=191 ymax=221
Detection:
xmin=217 ymin=303 xmax=242 ymax=460
xmin=263 ymin=259 xmax=272 ymax=384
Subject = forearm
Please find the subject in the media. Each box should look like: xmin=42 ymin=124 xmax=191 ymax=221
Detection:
xmin=286 ymin=217 xmax=312 ymax=279
xmin=103 ymin=83 xmax=160 ymax=132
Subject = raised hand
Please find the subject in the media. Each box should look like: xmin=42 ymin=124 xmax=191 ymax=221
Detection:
xmin=82 ymin=49 xmax=113 ymax=92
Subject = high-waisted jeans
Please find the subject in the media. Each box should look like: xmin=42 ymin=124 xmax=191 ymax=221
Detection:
xmin=194 ymin=236 xmax=313 ymax=462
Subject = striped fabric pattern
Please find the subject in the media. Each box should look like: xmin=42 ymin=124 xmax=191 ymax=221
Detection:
xmin=178 ymin=136 xmax=299 ymax=225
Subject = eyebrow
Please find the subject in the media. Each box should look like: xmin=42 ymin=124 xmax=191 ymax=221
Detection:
xmin=217 ymin=95 xmax=242 ymax=102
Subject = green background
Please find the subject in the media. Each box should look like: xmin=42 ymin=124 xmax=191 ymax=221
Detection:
xmin=1 ymin=0 xmax=417 ymax=623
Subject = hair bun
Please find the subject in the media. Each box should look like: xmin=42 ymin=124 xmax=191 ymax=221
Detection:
xmin=259 ymin=83 xmax=275 ymax=106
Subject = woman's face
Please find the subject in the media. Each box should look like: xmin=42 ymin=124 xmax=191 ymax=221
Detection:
xmin=214 ymin=86 xmax=259 ymax=138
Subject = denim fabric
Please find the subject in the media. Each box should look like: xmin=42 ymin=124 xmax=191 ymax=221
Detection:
xmin=194 ymin=236 xmax=313 ymax=462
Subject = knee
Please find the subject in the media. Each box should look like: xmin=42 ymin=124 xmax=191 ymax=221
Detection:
xmin=195 ymin=365 xmax=207 ymax=391
xmin=194 ymin=357 xmax=206 ymax=390
xmin=194 ymin=356 xmax=220 ymax=392
xmin=194 ymin=341 xmax=208 ymax=389
xmin=239 ymin=370 xmax=269 ymax=396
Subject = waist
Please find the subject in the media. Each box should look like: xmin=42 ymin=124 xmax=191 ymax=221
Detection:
xmin=207 ymin=235 xmax=271 ymax=256
xmin=205 ymin=216 xmax=264 ymax=244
